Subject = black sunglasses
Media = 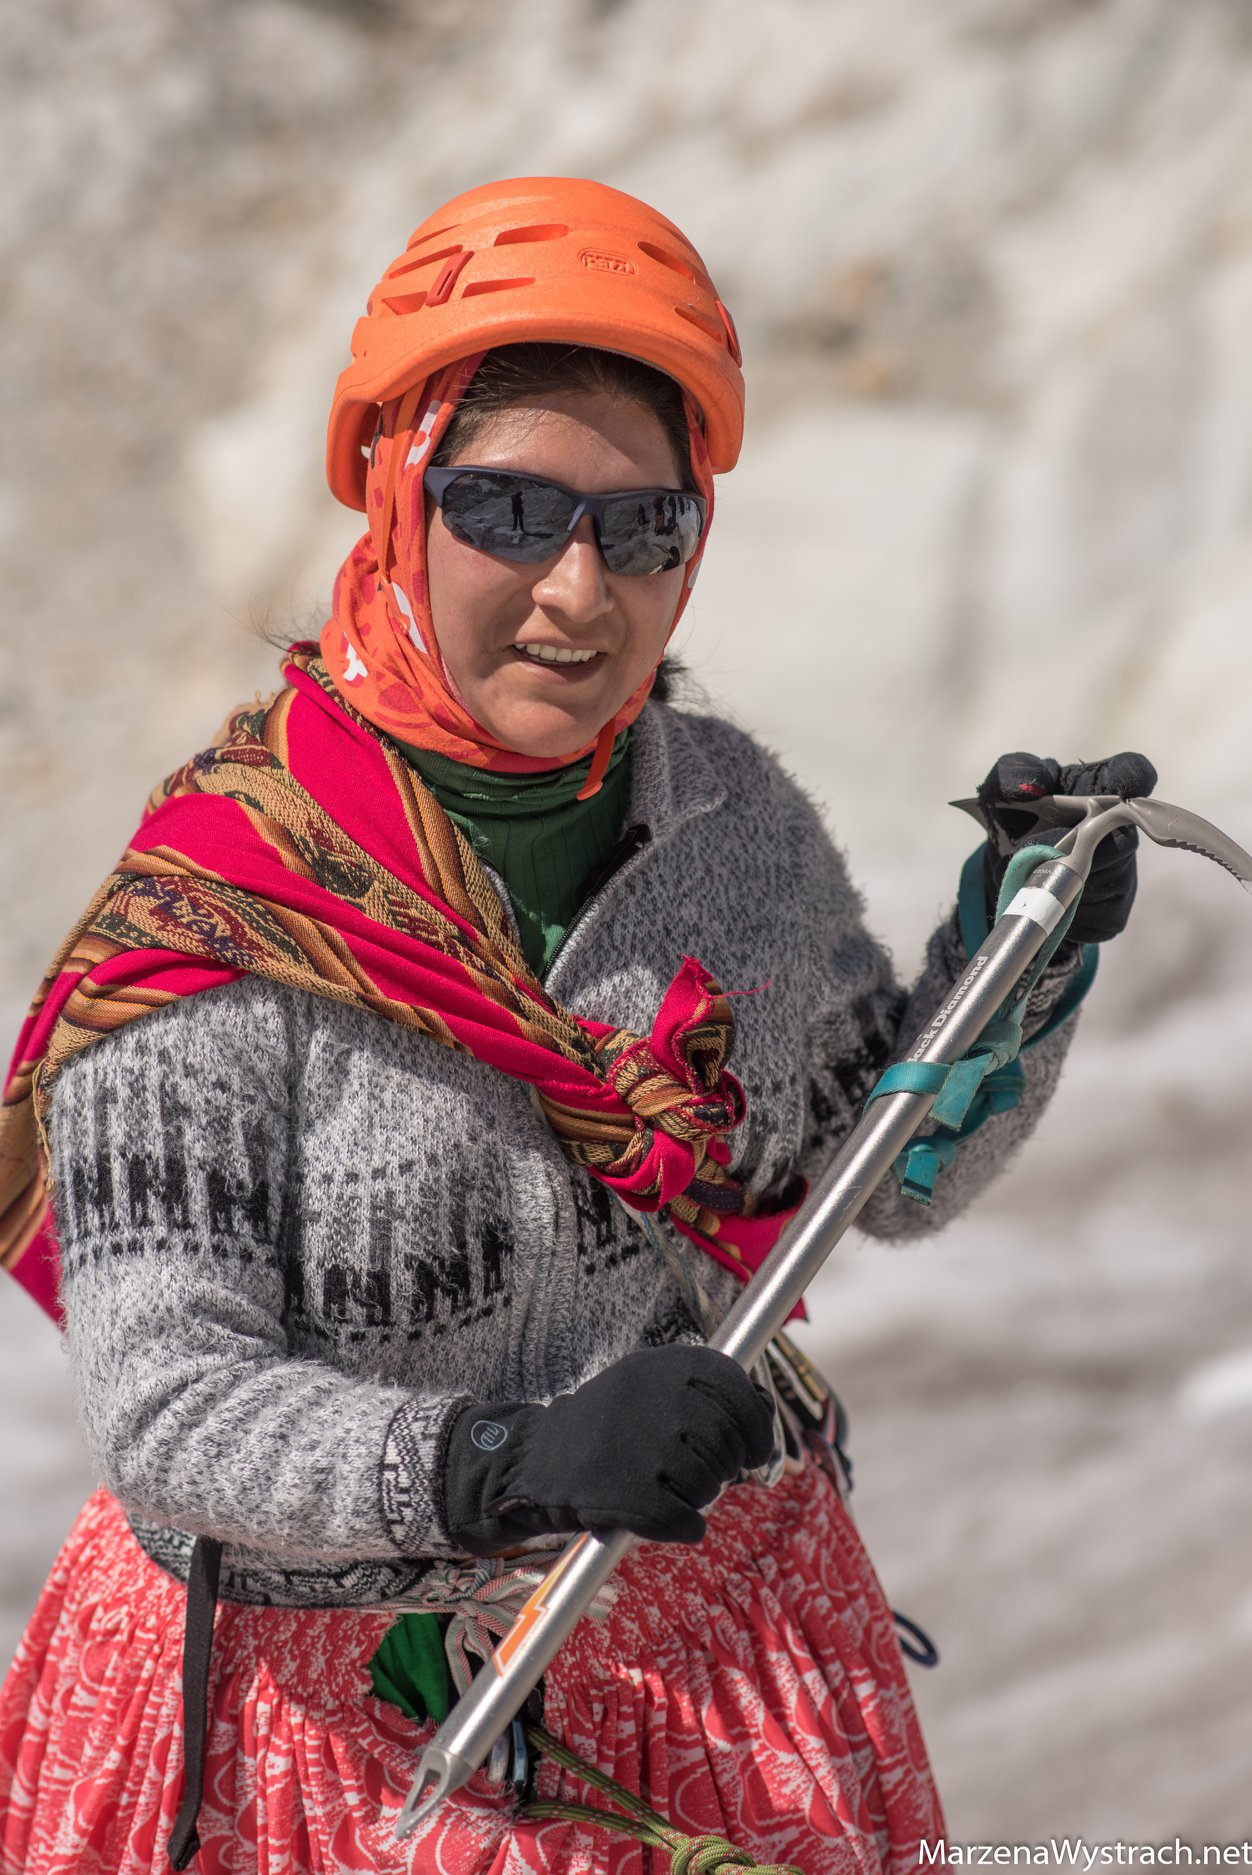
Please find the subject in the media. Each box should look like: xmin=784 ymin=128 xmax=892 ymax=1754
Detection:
xmin=423 ymin=465 xmax=707 ymax=577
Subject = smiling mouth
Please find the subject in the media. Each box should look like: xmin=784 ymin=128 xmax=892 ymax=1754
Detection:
xmin=514 ymin=643 xmax=601 ymax=666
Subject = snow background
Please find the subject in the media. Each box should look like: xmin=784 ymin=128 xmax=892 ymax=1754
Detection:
xmin=2 ymin=0 xmax=1251 ymax=1840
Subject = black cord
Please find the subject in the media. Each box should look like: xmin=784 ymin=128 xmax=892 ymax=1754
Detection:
xmin=167 ymin=1536 xmax=223 ymax=1870
xmin=892 ymin=1608 xmax=940 ymax=1669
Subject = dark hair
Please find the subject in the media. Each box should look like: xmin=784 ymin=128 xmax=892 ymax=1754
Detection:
xmin=430 ymin=343 xmax=698 ymax=492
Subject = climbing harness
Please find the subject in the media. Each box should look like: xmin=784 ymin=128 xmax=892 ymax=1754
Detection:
xmin=361 ymin=1554 xmax=617 ymax=1794
xmin=361 ymin=1556 xmax=621 ymax=1701
xmin=167 ymin=1542 xmax=621 ymax=1863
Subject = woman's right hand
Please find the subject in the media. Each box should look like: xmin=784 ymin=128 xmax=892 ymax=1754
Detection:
xmin=441 ymin=1343 xmax=776 ymax=1554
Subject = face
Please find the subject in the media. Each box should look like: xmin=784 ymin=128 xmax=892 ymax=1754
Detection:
xmin=424 ymin=387 xmax=688 ymax=761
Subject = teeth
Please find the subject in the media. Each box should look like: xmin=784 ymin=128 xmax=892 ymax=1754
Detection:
xmin=518 ymin=643 xmax=598 ymax=665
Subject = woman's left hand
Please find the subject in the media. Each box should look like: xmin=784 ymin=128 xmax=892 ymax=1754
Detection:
xmin=976 ymin=750 xmax=1158 ymax=946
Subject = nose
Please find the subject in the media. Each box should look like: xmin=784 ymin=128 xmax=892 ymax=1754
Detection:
xmin=530 ymin=514 xmax=613 ymax=627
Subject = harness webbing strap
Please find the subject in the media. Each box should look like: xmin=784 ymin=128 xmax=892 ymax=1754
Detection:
xmin=168 ymin=1534 xmax=223 ymax=1870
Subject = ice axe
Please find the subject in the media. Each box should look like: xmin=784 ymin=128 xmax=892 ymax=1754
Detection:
xmin=395 ymin=791 xmax=1252 ymax=1840
xmin=951 ymin=789 xmax=1252 ymax=888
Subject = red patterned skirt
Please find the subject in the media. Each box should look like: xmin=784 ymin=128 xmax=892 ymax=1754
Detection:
xmin=0 ymin=1467 xmax=944 ymax=1873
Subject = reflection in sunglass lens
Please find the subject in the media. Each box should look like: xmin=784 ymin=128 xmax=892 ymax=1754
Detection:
xmin=599 ymin=492 xmax=704 ymax=575
xmin=440 ymin=474 xmax=572 ymax=564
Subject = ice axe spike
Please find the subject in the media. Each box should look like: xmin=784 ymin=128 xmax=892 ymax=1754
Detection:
xmin=393 ymin=1750 xmax=463 ymax=1840
xmin=951 ymin=792 xmax=1252 ymax=893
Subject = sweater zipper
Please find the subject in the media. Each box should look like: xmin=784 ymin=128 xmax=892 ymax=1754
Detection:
xmin=541 ymin=823 xmax=653 ymax=988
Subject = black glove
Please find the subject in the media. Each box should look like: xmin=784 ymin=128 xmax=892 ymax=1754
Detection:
xmin=442 ymin=1343 xmax=776 ymax=1554
xmin=977 ymin=750 xmax=1158 ymax=946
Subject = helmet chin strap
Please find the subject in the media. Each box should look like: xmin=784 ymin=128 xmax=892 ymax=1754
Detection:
xmin=576 ymin=719 xmax=619 ymax=801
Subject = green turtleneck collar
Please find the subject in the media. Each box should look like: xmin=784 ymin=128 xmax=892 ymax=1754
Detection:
xmin=397 ymin=731 xmax=634 ymax=978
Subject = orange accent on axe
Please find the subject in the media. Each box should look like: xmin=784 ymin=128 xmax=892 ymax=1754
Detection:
xmin=493 ymin=1534 xmax=593 ymax=1675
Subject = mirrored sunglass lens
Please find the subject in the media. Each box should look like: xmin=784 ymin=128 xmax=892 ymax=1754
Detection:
xmin=599 ymin=492 xmax=704 ymax=575
xmin=440 ymin=474 xmax=574 ymax=561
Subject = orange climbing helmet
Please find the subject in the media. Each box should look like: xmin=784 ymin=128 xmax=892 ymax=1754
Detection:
xmin=326 ymin=176 xmax=745 ymax=511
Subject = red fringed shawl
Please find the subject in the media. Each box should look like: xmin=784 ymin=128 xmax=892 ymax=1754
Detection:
xmin=0 ymin=651 xmax=802 ymax=1327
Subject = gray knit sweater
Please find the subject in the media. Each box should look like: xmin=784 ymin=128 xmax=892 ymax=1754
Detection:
xmin=49 ymin=699 xmax=1081 ymax=1607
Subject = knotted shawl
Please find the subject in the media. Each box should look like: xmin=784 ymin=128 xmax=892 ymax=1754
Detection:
xmin=0 ymin=650 xmax=801 ymax=1325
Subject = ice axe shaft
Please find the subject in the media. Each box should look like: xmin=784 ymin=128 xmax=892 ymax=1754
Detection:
xmin=394 ymin=853 xmax=1084 ymax=1838
xmin=393 ymin=879 xmax=1071 ymax=1839
xmin=395 ymin=793 xmax=1251 ymax=1840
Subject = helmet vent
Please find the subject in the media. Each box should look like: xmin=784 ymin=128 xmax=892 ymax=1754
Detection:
xmin=388 ymin=245 xmax=463 ymax=280
xmin=381 ymin=291 xmax=428 ymax=316
xmin=462 ymin=276 xmax=536 ymax=297
xmin=674 ymin=302 xmax=724 ymax=342
xmin=404 ymin=223 xmax=457 ymax=251
xmin=638 ymin=239 xmax=698 ymax=284
xmin=493 ymin=223 xmax=568 ymax=245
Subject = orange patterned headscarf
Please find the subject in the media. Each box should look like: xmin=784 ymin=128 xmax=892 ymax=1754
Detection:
xmin=320 ymin=352 xmax=716 ymax=799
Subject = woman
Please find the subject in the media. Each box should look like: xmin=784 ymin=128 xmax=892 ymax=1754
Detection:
xmin=0 ymin=177 xmax=1152 ymax=1874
